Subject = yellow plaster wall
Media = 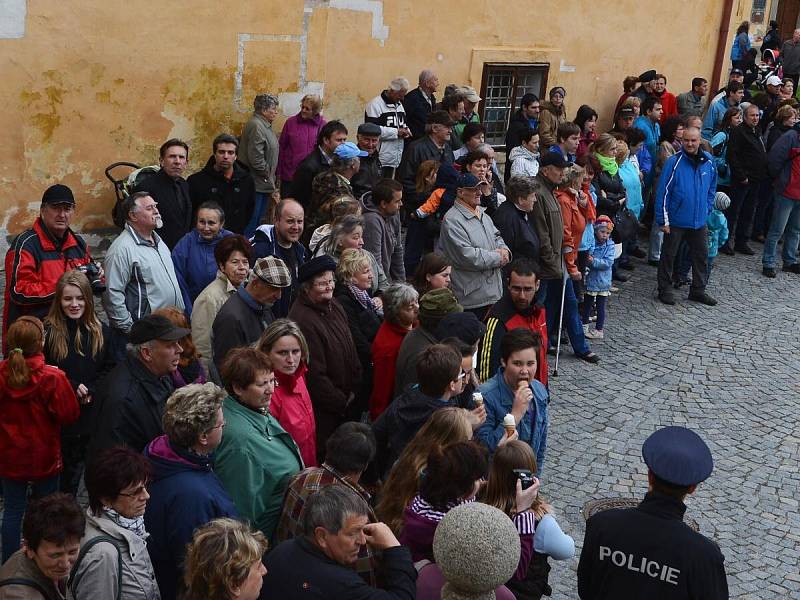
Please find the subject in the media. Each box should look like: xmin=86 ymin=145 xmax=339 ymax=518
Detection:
xmin=0 ymin=0 xmax=762 ymax=236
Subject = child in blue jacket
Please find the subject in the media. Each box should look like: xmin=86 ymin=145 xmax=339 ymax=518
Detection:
xmin=582 ymin=216 xmax=615 ymax=340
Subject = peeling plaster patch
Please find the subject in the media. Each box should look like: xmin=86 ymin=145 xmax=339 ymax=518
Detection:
xmin=0 ymin=206 xmax=20 ymax=260
xmin=329 ymin=0 xmax=388 ymax=45
xmin=0 ymin=0 xmax=26 ymax=39
xmin=160 ymin=106 xmax=194 ymax=141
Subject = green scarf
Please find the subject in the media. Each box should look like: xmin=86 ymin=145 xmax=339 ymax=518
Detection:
xmin=595 ymin=152 xmax=619 ymax=177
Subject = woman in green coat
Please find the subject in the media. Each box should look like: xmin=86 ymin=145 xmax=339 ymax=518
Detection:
xmin=214 ymin=347 xmax=302 ymax=541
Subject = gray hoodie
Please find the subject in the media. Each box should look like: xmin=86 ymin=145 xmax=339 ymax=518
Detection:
xmin=102 ymin=224 xmax=184 ymax=332
xmin=361 ymin=192 xmax=405 ymax=282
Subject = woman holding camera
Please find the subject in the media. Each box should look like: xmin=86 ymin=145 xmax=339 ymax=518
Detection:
xmin=484 ymin=441 xmax=574 ymax=600
xmin=44 ymin=271 xmax=116 ymax=497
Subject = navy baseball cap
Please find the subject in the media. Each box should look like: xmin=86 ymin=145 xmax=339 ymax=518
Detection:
xmin=642 ymin=426 xmax=713 ymax=487
xmin=456 ymin=173 xmax=481 ymax=188
xmin=540 ymin=151 xmax=571 ymax=169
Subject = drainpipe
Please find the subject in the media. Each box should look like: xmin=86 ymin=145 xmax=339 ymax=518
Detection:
xmin=710 ymin=0 xmax=736 ymax=95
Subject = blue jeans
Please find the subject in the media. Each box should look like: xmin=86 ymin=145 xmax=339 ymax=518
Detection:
xmin=762 ymin=193 xmax=800 ymax=268
xmin=543 ymin=278 xmax=590 ymax=356
xmin=2 ymin=476 xmax=59 ymax=561
xmin=648 ymin=218 xmax=664 ymax=261
xmin=245 ymin=192 xmax=269 ymax=238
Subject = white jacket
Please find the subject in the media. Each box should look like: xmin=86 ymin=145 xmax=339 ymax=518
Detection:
xmin=509 ymin=145 xmax=540 ymax=178
xmin=365 ymin=92 xmax=408 ymax=168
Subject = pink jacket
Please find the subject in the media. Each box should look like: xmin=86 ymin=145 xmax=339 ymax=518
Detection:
xmin=277 ymin=113 xmax=327 ymax=182
xmin=270 ymin=363 xmax=317 ymax=467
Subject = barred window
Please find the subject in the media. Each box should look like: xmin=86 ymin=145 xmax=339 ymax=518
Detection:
xmin=479 ymin=64 xmax=549 ymax=147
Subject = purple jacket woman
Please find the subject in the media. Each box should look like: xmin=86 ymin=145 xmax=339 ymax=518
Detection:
xmin=278 ymin=111 xmax=327 ymax=185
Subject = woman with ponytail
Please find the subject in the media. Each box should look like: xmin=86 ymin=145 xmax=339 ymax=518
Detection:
xmin=44 ymin=271 xmax=115 ymax=496
xmin=0 ymin=315 xmax=79 ymax=560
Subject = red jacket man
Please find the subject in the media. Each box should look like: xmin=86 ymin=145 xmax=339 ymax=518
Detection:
xmin=478 ymin=260 xmax=548 ymax=387
xmin=3 ymin=185 xmax=92 ymax=346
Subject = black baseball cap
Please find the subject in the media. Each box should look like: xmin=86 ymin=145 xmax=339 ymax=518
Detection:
xmin=540 ymin=152 xmax=571 ymax=169
xmin=129 ymin=314 xmax=190 ymax=344
xmin=41 ymin=184 xmax=76 ymax=206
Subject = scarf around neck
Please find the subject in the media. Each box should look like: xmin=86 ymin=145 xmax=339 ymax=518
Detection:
xmin=346 ymin=282 xmax=379 ymax=314
xmin=595 ymin=153 xmax=619 ymax=176
xmin=103 ymin=507 xmax=148 ymax=539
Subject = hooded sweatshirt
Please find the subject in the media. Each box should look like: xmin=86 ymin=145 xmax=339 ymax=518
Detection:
xmin=144 ymin=435 xmax=238 ymax=599
xmin=362 ymin=192 xmax=405 ymax=282
xmin=509 ymin=145 xmax=540 ymax=178
xmin=372 ymin=386 xmax=458 ymax=475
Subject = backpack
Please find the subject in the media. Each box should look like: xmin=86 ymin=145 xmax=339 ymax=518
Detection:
xmin=111 ymin=166 xmax=161 ymax=229
xmin=68 ymin=535 xmax=123 ymax=600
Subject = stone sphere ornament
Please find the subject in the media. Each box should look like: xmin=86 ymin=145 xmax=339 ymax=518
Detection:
xmin=433 ymin=502 xmax=521 ymax=600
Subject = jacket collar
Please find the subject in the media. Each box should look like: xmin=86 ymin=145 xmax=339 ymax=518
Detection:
xmin=237 ymin=285 xmax=265 ymax=312
xmin=275 ymin=362 xmax=308 ymax=392
xmin=127 ymin=352 xmax=172 ymax=399
xmin=254 ymin=112 xmax=273 ymax=128
xmin=33 ymin=217 xmax=78 ymax=252
xmin=638 ymin=491 xmax=688 ymax=521
xmin=124 ymin=222 xmax=162 ymax=247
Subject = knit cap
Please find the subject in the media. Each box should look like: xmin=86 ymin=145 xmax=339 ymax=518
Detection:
xmin=594 ymin=215 xmax=614 ymax=232
xmin=419 ymin=288 xmax=463 ymax=321
xmin=714 ymin=191 xmax=731 ymax=211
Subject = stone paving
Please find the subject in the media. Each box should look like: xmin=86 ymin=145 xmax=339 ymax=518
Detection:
xmin=542 ymin=247 xmax=800 ymax=598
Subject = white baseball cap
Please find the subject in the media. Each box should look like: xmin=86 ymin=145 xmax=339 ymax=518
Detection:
xmin=766 ymin=75 xmax=783 ymax=87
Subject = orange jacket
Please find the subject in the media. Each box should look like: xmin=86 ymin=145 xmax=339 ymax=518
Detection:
xmin=555 ymin=183 xmax=596 ymax=275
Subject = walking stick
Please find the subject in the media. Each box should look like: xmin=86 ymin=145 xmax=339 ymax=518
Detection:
xmin=552 ymin=256 xmax=569 ymax=378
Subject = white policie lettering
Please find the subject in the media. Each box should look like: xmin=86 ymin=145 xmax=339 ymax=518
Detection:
xmin=599 ymin=546 xmax=680 ymax=585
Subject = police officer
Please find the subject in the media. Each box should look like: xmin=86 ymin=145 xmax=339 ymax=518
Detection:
xmin=577 ymin=426 xmax=728 ymax=599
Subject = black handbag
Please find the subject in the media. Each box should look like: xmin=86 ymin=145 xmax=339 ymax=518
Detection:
xmin=612 ymin=206 xmax=640 ymax=243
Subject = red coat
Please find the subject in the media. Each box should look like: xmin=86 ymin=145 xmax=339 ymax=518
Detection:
xmin=555 ymin=184 xmax=596 ymax=275
xmin=0 ymin=354 xmax=79 ymax=479
xmin=3 ymin=218 xmax=91 ymax=346
xmin=270 ymin=363 xmax=317 ymax=467
xmin=657 ymin=91 xmax=678 ymax=124
xmin=369 ymin=321 xmax=411 ymax=420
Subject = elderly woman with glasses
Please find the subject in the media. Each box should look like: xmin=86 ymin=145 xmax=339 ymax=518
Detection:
xmin=214 ymin=348 xmax=302 ymax=542
xmin=71 ymin=446 xmax=160 ymax=600
xmin=288 ymin=256 xmax=362 ymax=462
xmin=144 ymin=383 xmax=239 ymax=599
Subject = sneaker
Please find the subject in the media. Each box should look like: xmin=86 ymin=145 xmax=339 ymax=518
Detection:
xmin=631 ymin=247 xmax=647 ymax=259
xmin=763 ymin=266 xmax=777 ymax=278
xmin=609 ymin=285 xmax=620 ymax=293
xmin=585 ymin=328 xmax=604 ymax=340
xmin=687 ymin=291 xmax=718 ymax=306
xmin=613 ymin=271 xmax=630 ymax=282
xmin=588 ymin=314 xmax=598 ymax=322
xmin=658 ymin=291 xmax=676 ymax=305
xmin=582 ymin=324 xmax=590 ymax=336
xmin=734 ymin=243 xmax=755 ymax=255
xmin=719 ymin=243 xmax=735 ymax=256
xmin=783 ymin=263 xmax=800 ymax=274
xmin=576 ymin=351 xmax=600 ymax=364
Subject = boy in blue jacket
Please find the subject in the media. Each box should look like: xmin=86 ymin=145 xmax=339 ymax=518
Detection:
xmin=582 ymin=216 xmax=615 ymax=340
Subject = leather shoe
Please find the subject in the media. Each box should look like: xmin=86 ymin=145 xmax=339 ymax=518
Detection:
xmin=688 ymin=291 xmax=718 ymax=306
xmin=734 ymin=243 xmax=755 ymax=255
xmin=783 ymin=263 xmax=800 ymax=274
xmin=658 ymin=291 xmax=675 ymax=305
xmin=762 ymin=267 xmax=777 ymax=278
xmin=719 ymin=243 xmax=735 ymax=256
xmin=630 ymin=247 xmax=647 ymax=259
xmin=647 ymin=259 xmax=660 ymax=267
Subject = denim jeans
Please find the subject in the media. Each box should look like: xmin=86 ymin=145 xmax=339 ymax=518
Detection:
xmin=762 ymin=194 xmax=800 ymax=268
xmin=543 ymin=278 xmax=589 ymax=356
xmin=2 ymin=476 xmax=59 ymax=561
xmin=648 ymin=219 xmax=664 ymax=261
xmin=582 ymin=295 xmax=608 ymax=330
xmin=245 ymin=192 xmax=269 ymax=238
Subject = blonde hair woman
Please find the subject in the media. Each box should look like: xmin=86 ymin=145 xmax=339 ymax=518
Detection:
xmin=44 ymin=270 xmax=115 ymax=495
xmin=183 ymin=518 xmax=268 ymax=600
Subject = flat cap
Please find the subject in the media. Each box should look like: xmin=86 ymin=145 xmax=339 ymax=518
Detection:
xmin=642 ymin=426 xmax=713 ymax=486
xmin=251 ymin=256 xmax=292 ymax=288
xmin=419 ymin=288 xmax=463 ymax=320
xmin=357 ymin=122 xmax=382 ymax=136
xmin=638 ymin=70 xmax=657 ymax=83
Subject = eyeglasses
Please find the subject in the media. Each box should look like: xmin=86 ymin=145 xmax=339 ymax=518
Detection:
xmin=314 ymin=279 xmax=335 ymax=289
xmin=207 ymin=420 xmax=226 ymax=432
xmin=118 ymin=483 xmax=149 ymax=498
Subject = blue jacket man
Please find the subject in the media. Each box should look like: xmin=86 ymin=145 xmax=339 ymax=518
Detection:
xmin=477 ymin=366 xmax=549 ymax=473
xmin=654 ymin=128 xmax=718 ymax=306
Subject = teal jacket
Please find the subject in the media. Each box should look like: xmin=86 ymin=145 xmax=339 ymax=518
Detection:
xmin=215 ymin=396 xmax=303 ymax=541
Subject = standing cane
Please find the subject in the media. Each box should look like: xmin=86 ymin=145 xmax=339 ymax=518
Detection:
xmin=552 ymin=256 xmax=569 ymax=378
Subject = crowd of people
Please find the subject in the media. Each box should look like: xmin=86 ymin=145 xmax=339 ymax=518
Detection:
xmin=8 ymin=42 xmax=799 ymax=596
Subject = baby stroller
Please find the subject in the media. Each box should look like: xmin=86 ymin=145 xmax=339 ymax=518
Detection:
xmin=104 ymin=161 xmax=160 ymax=228
xmin=755 ymin=49 xmax=782 ymax=90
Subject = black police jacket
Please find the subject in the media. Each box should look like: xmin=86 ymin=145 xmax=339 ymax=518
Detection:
xmin=577 ymin=492 xmax=728 ymax=599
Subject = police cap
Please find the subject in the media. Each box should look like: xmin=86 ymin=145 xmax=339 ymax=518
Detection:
xmin=642 ymin=426 xmax=713 ymax=486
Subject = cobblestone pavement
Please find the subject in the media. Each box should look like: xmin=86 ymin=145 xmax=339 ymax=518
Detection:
xmin=543 ymin=248 xmax=800 ymax=599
